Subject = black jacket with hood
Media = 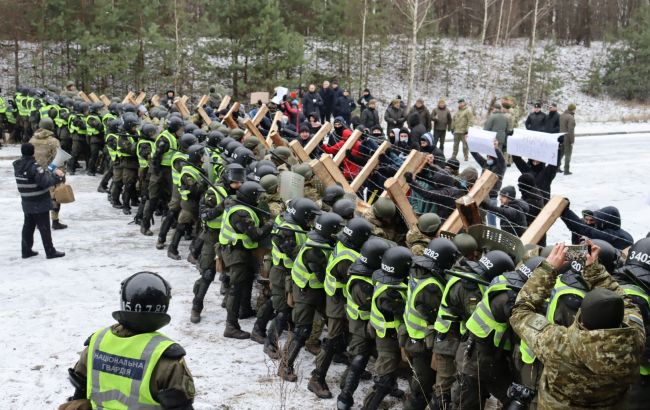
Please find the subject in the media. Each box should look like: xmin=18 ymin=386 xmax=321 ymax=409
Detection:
xmin=561 ymin=206 xmax=634 ymax=250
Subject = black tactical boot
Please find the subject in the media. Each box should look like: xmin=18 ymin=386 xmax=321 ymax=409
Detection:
xmin=277 ymin=326 xmax=309 ymax=382
xmin=361 ymin=376 xmax=394 ymax=410
xmin=52 ymin=220 xmax=68 ymax=230
xmin=337 ymin=354 xmax=370 ymax=410
xmin=223 ymin=321 xmax=250 ymax=339
xmin=167 ymin=225 xmax=184 ymax=260
xmin=250 ymin=320 xmax=267 ymax=344
xmin=264 ymin=311 xmax=288 ymax=360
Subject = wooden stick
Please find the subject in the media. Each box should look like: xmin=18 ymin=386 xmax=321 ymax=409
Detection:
xmin=223 ymin=101 xmax=241 ymax=129
xmin=197 ymin=95 xmax=210 ymax=109
xmin=455 ymin=196 xmax=482 ymax=230
xmin=265 ymin=111 xmax=283 ymax=146
xmin=320 ymin=154 xmax=354 ymax=193
xmin=385 ymin=177 xmax=418 ymax=227
xmin=78 ymin=91 xmax=91 ymax=102
xmin=88 ymin=92 xmax=100 ymax=103
xmin=218 ymin=95 xmax=231 ymax=111
xmin=269 ymin=130 xmax=288 ymax=147
xmin=197 ymin=107 xmax=212 ymax=126
xmin=289 ymin=140 xmax=311 ymax=163
xmin=437 ymin=171 xmax=498 ymax=235
xmin=122 ymin=91 xmax=135 ymax=105
xmin=310 ymin=158 xmax=336 ymax=187
xmin=380 ymin=150 xmax=426 ymax=198
xmin=151 ymin=94 xmax=160 ymax=107
xmin=350 ymin=141 xmax=390 ymax=192
xmin=99 ymin=95 xmax=111 ymax=106
xmin=175 ymin=98 xmax=190 ymax=119
xmin=134 ymin=91 xmax=146 ymax=105
xmin=243 ymin=104 xmax=270 ymax=139
xmin=520 ymin=196 xmax=569 ymax=245
xmin=333 ymin=130 xmax=362 ymax=166
xmin=245 ymin=119 xmax=271 ymax=149
xmin=304 ymin=122 xmax=333 ymax=155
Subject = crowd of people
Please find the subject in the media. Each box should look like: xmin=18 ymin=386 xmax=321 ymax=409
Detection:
xmin=4 ymin=81 xmax=648 ymax=410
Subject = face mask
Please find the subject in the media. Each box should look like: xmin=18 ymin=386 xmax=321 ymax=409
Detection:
xmin=400 ymin=137 xmax=408 ymax=142
xmin=486 ymin=159 xmax=494 ymax=166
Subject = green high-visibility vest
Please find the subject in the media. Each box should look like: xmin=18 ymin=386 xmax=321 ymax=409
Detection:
xmin=207 ymin=147 xmax=224 ymax=183
xmin=621 ymin=284 xmax=650 ymax=376
xmin=291 ymin=240 xmax=331 ymax=289
xmin=136 ymin=139 xmax=155 ymax=168
xmin=155 ymin=130 xmax=178 ymax=167
xmin=54 ymin=107 xmax=68 ymax=128
xmin=0 ymin=96 xmax=5 ymax=113
xmin=434 ymin=274 xmax=486 ymax=336
xmin=171 ymin=151 xmax=187 ymax=186
xmin=324 ymin=242 xmax=360 ymax=297
xmin=218 ymin=205 xmax=260 ymax=249
xmin=105 ymin=133 xmax=119 ymax=162
xmin=404 ymin=274 xmax=445 ymax=339
xmin=465 ymin=275 xmax=512 ymax=350
xmin=271 ymin=215 xmax=307 ymax=269
xmin=102 ymin=112 xmax=117 ymax=129
xmin=39 ymin=104 xmax=52 ymax=119
xmin=204 ymin=186 xmax=228 ymax=230
xmin=345 ymin=275 xmax=374 ymax=321
xmin=86 ymin=114 xmax=102 ymax=136
xmin=26 ymin=96 xmax=36 ymax=114
xmin=86 ymin=326 xmax=175 ymax=410
xmin=179 ymin=165 xmax=203 ymax=201
xmin=15 ymin=93 xmax=29 ymax=116
xmin=5 ymin=109 xmax=16 ymax=124
xmin=546 ymin=276 xmax=587 ymax=324
xmin=370 ymin=282 xmax=407 ymax=338
xmin=117 ymin=134 xmax=136 ymax=158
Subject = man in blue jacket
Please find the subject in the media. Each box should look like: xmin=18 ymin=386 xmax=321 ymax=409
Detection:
xmin=14 ymin=143 xmax=65 ymax=259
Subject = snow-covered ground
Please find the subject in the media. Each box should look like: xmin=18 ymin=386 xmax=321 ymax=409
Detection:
xmin=1 ymin=130 xmax=650 ymax=408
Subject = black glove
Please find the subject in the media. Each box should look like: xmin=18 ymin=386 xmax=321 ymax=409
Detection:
xmin=404 ymin=172 xmax=414 ymax=184
xmin=152 ymin=164 xmax=162 ymax=176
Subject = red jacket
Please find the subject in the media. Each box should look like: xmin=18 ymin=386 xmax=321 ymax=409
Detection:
xmin=320 ymin=129 xmax=363 ymax=180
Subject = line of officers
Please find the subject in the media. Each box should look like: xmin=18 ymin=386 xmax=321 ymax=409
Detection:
xmin=59 ymin=104 xmax=650 ymax=409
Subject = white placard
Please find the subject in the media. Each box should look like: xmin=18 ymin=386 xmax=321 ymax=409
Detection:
xmin=508 ymin=128 xmax=563 ymax=165
xmin=467 ymin=127 xmax=497 ymax=157
xmin=271 ymin=86 xmax=289 ymax=105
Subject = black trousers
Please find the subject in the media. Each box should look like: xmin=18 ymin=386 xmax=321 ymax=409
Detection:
xmin=22 ymin=211 xmax=55 ymax=256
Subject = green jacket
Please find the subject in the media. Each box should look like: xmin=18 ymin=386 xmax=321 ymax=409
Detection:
xmin=452 ymin=106 xmax=474 ymax=134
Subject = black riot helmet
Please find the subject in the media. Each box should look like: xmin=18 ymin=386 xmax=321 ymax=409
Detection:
xmin=313 ymin=212 xmax=344 ymax=243
xmin=122 ymin=112 xmax=140 ymax=132
xmin=179 ymin=133 xmax=198 ymax=151
xmin=287 ymin=197 xmax=321 ymax=229
xmin=224 ymin=140 xmax=242 ymax=158
xmin=122 ymin=103 xmax=137 ymax=113
xmin=218 ymin=136 xmax=235 ymax=151
xmin=108 ymin=102 xmax=119 ymax=115
xmin=106 ymin=119 xmax=122 ymax=133
xmin=248 ymin=164 xmax=278 ymax=182
xmin=184 ymin=122 xmax=198 ymax=134
xmin=187 ymin=144 xmax=206 ymax=164
xmin=192 ymin=128 xmax=207 ymax=143
xmin=339 ymin=217 xmax=373 ymax=250
xmin=590 ymin=239 xmax=619 ymax=273
xmin=207 ymin=130 xmax=225 ymax=148
xmin=379 ymin=246 xmax=413 ymax=282
xmin=222 ymin=163 xmax=246 ymax=184
xmin=236 ymin=181 xmax=266 ymax=206
xmin=90 ymin=101 xmax=104 ymax=114
xmin=473 ymin=250 xmax=516 ymax=281
xmin=515 ymin=256 xmax=546 ymax=279
xmin=422 ymin=238 xmax=460 ymax=272
xmin=232 ymin=146 xmax=255 ymax=167
xmin=623 ymin=238 xmax=650 ymax=279
xmin=141 ymin=123 xmax=158 ymax=140
xmin=358 ymin=238 xmax=392 ymax=272
xmin=112 ymin=272 xmax=172 ymax=333
xmin=322 ymin=185 xmax=346 ymax=207
xmin=167 ymin=116 xmax=185 ymax=134
xmin=332 ymin=198 xmax=356 ymax=220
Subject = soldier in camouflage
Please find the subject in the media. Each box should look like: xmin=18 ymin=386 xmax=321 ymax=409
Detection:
xmin=292 ymin=163 xmax=323 ymax=203
xmin=363 ymin=197 xmax=407 ymax=245
xmin=406 ymin=213 xmax=441 ymax=256
xmin=510 ymin=242 xmax=645 ymax=409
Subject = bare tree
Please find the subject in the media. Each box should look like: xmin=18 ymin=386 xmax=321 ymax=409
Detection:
xmin=359 ymin=0 xmax=368 ymax=95
xmin=524 ymin=0 xmax=539 ymax=107
xmin=394 ymin=0 xmax=435 ymax=108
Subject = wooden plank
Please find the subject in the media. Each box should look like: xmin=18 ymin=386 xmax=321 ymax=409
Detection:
xmin=88 ymin=92 xmax=101 ymax=103
xmin=223 ymin=101 xmax=241 ymax=129
xmin=304 ymin=122 xmax=333 ymax=155
xmin=520 ymin=196 xmax=569 ymax=245
xmin=243 ymin=104 xmax=269 ymax=139
xmin=175 ymin=98 xmax=190 ymax=119
xmin=218 ymin=95 xmax=231 ymax=111
xmin=151 ymin=95 xmax=160 ymax=107
xmin=197 ymin=107 xmax=213 ymax=126
xmin=455 ymin=196 xmax=482 ymax=230
xmin=122 ymin=91 xmax=135 ymax=104
xmin=265 ymin=111 xmax=283 ymax=146
xmin=350 ymin=141 xmax=390 ymax=192
xmin=437 ymin=171 xmax=498 ymax=235
xmin=333 ymin=129 xmax=362 ymax=166
xmin=197 ymin=94 xmax=210 ymax=109
xmin=269 ymin=130 xmax=288 ymax=147
xmin=310 ymin=158 xmax=336 ymax=188
xmin=134 ymin=91 xmax=146 ymax=105
xmin=290 ymin=140 xmax=311 ymax=163
xmin=385 ymin=177 xmax=418 ymax=228
xmin=380 ymin=150 xmax=426 ymax=198
xmin=78 ymin=91 xmax=91 ymax=102
xmin=320 ymin=154 xmax=354 ymax=194
xmin=245 ymin=119 xmax=271 ymax=149
xmin=99 ymin=95 xmax=111 ymax=106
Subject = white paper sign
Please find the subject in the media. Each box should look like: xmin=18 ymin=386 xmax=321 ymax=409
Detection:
xmin=271 ymin=86 xmax=289 ymax=105
xmin=467 ymin=127 xmax=497 ymax=157
xmin=508 ymin=129 xmax=563 ymax=165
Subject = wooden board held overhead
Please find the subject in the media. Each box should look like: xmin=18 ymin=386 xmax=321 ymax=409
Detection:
xmin=223 ymin=101 xmax=241 ymax=129
xmin=304 ymin=121 xmax=333 ymax=156
xmin=197 ymin=107 xmax=212 ymax=126
xmin=333 ymin=129 xmax=362 ymax=166
xmin=218 ymin=95 xmax=231 ymax=111
xmin=385 ymin=177 xmax=418 ymax=227
xmin=250 ymin=91 xmax=270 ymax=104
xmin=122 ymin=91 xmax=135 ymax=105
xmin=380 ymin=149 xmax=427 ymax=198
xmin=78 ymin=91 xmax=91 ymax=103
xmin=245 ymin=119 xmax=271 ymax=149
xmin=88 ymin=92 xmax=101 ymax=103
xmin=133 ymin=92 xmax=146 ymax=105
xmin=520 ymin=196 xmax=569 ymax=245
xmin=151 ymin=95 xmax=160 ymax=107
xmin=99 ymin=95 xmax=111 ymax=106
xmin=351 ymin=141 xmax=390 ymax=192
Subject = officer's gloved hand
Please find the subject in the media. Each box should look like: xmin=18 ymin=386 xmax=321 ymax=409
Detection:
xmin=261 ymin=223 xmax=273 ymax=236
xmin=404 ymin=172 xmax=414 ymax=184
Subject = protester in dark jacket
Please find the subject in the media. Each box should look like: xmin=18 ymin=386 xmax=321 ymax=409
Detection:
xmin=14 ymin=143 xmax=65 ymax=259
xmin=561 ymin=205 xmax=634 ymax=250
xmin=333 ymin=89 xmax=356 ymax=124
xmin=357 ymin=88 xmax=373 ymax=112
xmin=319 ymin=80 xmax=335 ymax=122
xmin=307 ymin=112 xmax=322 ymax=134
xmin=409 ymin=98 xmax=432 ymax=131
xmin=302 ymin=84 xmax=324 ymax=121
xmin=471 ymin=146 xmax=506 ymax=199
xmin=407 ymin=112 xmax=426 ymax=150
xmin=405 ymin=170 xmax=464 ymax=221
xmin=518 ymin=173 xmax=545 ymax=243
xmin=525 ymin=103 xmax=547 ymax=131
xmin=384 ymin=99 xmax=406 ymax=130
xmin=360 ymin=99 xmax=380 ymax=129
xmin=481 ymin=186 xmax=530 ymax=237
xmin=512 ymin=155 xmax=558 ymax=203
xmin=545 ymin=103 xmax=560 ymax=133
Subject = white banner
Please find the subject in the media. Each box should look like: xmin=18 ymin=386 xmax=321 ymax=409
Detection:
xmin=271 ymin=86 xmax=289 ymax=105
xmin=467 ymin=127 xmax=497 ymax=157
xmin=508 ymin=129 xmax=563 ymax=165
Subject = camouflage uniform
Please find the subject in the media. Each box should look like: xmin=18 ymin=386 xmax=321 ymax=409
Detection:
xmin=510 ymin=261 xmax=645 ymax=409
xmin=303 ymin=178 xmax=323 ymax=203
xmin=363 ymin=207 xmax=407 ymax=245
xmin=30 ymin=128 xmax=64 ymax=223
xmin=405 ymin=226 xmax=433 ymax=256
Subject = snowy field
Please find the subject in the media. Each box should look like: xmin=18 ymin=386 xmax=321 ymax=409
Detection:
xmin=2 ymin=130 xmax=650 ymax=409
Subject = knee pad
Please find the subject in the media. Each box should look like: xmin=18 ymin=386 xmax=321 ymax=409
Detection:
xmin=201 ymin=269 xmax=216 ymax=282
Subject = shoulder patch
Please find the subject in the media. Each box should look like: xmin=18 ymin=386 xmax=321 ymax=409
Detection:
xmin=162 ymin=343 xmax=186 ymax=359
xmin=527 ymin=314 xmax=550 ymax=331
